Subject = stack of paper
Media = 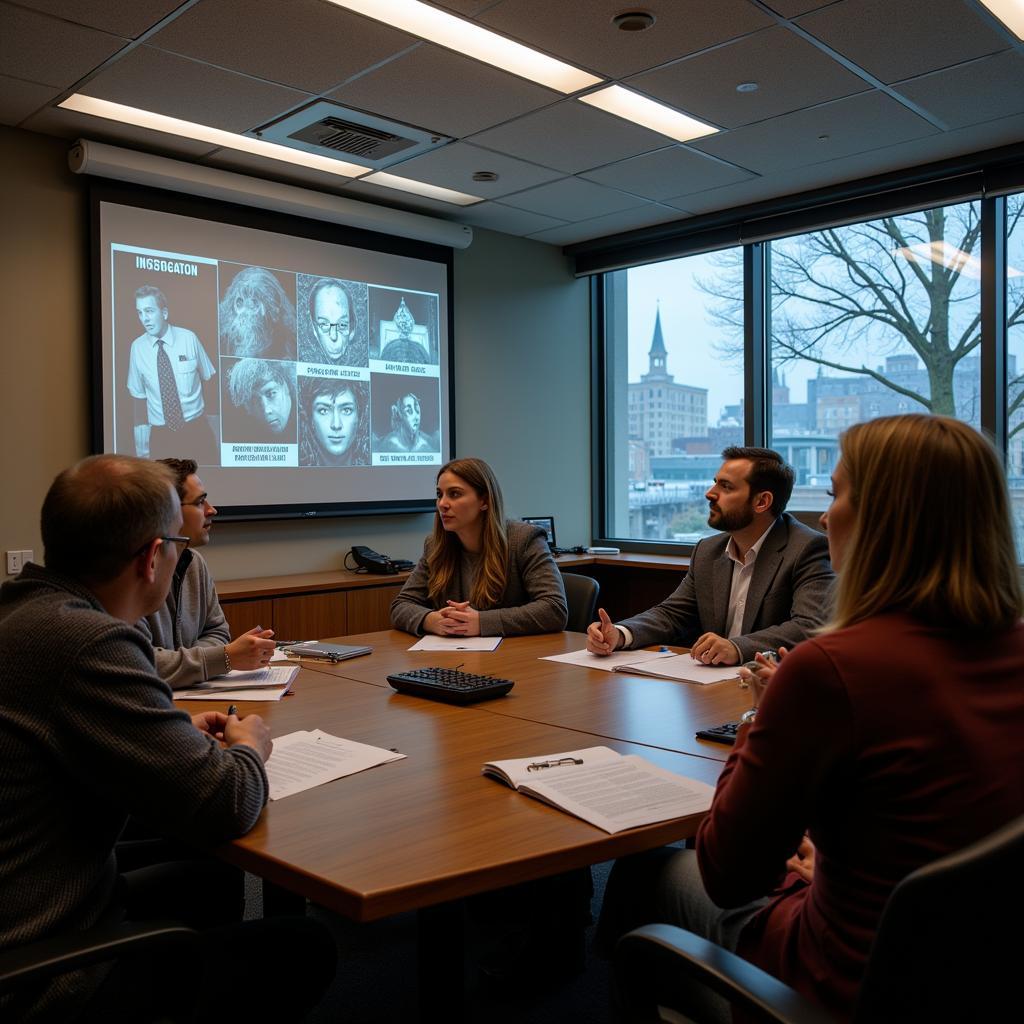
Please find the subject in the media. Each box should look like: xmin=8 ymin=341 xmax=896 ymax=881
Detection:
xmin=266 ymin=730 xmax=406 ymax=801
xmin=174 ymin=664 xmax=298 ymax=702
xmin=542 ymin=649 xmax=740 ymax=684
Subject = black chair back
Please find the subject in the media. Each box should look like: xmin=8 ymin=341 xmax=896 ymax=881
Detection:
xmin=561 ymin=572 xmax=599 ymax=633
xmin=854 ymin=812 xmax=1024 ymax=1023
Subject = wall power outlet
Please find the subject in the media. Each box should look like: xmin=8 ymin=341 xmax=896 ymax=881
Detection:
xmin=5 ymin=550 xmax=33 ymax=574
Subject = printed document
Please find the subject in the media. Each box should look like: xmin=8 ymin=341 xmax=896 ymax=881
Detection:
xmin=542 ymin=648 xmax=739 ymax=684
xmin=409 ymin=635 xmax=502 ymax=652
xmin=267 ymin=730 xmax=406 ymax=801
xmin=483 ymin=745 xmax=714 ymax=833
xmin=174 ymin=664 xmax=298 ymax=702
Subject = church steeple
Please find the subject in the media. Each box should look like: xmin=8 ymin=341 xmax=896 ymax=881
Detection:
xmin=641 ymin=305 xmax=673 ymax=382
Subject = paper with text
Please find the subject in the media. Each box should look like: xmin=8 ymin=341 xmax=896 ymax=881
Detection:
xmin=541 ymin=649 xmax=675 ymax=672
xmin=409 ymin=635 xmax=502 ymax=652
xmin=267 ymin=729 xmax=406 ymax=801
xmin=483 ymin=745 xmax=714 ymax=833
xmin=174 ymin=665 xmax=298 ymax=702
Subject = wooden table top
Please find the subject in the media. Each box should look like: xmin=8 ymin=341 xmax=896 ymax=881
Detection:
xmin=179 ymin=667 xmax=723 ymax=921
xmin=291 ymin=630 xmax=751 ymax=762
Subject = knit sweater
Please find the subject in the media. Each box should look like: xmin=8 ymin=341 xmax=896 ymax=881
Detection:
xmin=138 ymin=548 xmax=231 ymax=689
xmin=390 ymin=520 xmax=568 ymax=636
xmin=0 ymin=564 xmax=267 ymax=1019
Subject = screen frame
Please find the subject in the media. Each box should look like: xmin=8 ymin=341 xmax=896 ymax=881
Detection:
xmin=88 ymin=178 xmax=456 ymax=522
xmin=522 ymin=516 xmax=556 ymax=547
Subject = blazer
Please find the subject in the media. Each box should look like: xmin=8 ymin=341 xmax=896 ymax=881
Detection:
xmin=617 ymin=513 xmax=834 ymax=662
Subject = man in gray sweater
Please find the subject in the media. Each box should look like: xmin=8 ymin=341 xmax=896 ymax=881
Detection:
xmin=140 ymin=458 xmax=276 ymax=688
xmin=0 ymin=455 xmax=333 ymax=1021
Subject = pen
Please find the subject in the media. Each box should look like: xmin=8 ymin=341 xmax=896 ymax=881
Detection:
xmin=227 ymin=704 xmax=238 ymax=716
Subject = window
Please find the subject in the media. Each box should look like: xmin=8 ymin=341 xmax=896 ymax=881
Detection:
xmin=1006 ymin=193 xmax=1024 ymax=555
xmin=768 ymin=201 xmax=981 ymax=512
xmin=602 ymin=250 xmax=743 ymax=543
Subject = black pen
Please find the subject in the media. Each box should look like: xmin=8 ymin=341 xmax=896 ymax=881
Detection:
xmin=227 ymin=704 xmax=238 ymax=717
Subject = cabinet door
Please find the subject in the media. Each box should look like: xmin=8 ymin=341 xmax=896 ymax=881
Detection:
xmin=222 ymin=598 xmax=275 ymax=638
xmin=347 ymin=584 xmax=403 ymax=634
xmin=273 ymin=592 xmax=347 ymax=641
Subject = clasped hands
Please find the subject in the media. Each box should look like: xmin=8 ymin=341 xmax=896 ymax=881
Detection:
xmin=191 ymin=710 xmax=273 ymax=761
xmin=425 ymin=600 xmax=481 ymax=636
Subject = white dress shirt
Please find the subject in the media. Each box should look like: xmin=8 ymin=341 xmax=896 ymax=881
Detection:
xmin=126 ymin=325 xmax=216 ymax=426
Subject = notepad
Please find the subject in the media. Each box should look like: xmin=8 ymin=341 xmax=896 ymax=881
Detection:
xmin=483 ymin=745 xmax=715 ymax=834
xmin=542 ymin=648 xmax=740 ymax=684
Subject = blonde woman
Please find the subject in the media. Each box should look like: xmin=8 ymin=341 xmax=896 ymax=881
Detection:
xmin=391 ymin=458 xmax=567 ymax=636
xmin=599 ymin=415 xmax=1024 ymax=1022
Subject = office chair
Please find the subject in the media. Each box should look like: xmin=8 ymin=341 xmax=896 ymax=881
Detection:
xmin=0 ymin=920 xmax=200 ymax=1022
xmin=613 ymin=812 xmax=1024 ymax=1023
xmin=562 ymin=572 xmax=600 ymax=633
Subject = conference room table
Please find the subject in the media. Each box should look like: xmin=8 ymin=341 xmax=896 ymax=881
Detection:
xmin=177 ymin=631 xmax=750 ymax=1018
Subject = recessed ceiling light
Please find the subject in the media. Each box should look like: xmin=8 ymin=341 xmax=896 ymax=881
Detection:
xmin=579 ymin=85 xmax=719 ymax=143
xmin=472 ymin=171 xmax=499 ymax=182
xmin=612 ymin=11 xmax=656 ymax=32
xmin=977 ymin=1 xmax=1024 ymax=41
xmin=736 ymin=81 xmax=759 ymax=93
xmin=361 ymin=171 xmax=483 ymax=206
xmin=326 ymin=0 xmax=601 ymax=93
xmin=59 ymin=94 xmax=370 ymax=178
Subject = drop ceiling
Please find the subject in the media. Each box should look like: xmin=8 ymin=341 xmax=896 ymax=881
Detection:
xmin=2 ymin=0 xmax=1023 ymax=248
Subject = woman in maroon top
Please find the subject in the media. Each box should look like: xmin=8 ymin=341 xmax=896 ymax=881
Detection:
xmin=600 ymin=415 xmax=1024 ymax=1022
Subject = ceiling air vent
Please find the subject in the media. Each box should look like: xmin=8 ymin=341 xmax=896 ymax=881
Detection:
xmin=255 ymin=101 xmax=450 ymax=171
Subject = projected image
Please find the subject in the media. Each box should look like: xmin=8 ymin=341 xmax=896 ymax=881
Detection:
xmin=298 ymin=376 xmax=370 ymax=467
xmin=369 ymin=287 xmax=439 ymax=367
xmin=297 ymin=275 xmax=368 ymax=368
xmin=114 ymin=250 xmax=220 ymax=465
xmin=222 ymin=358 xmax=297 ymax=444
xmin=219 ymin=263 xmax=297 ymax=361
xmin=372 ymin=374 xmax=440 ymax=465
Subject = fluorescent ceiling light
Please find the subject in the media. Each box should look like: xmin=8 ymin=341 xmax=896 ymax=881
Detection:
xmin=326 ymin=0 xmax=601 ymax=93
xmin=59 ymin=95 xmax=370 ymax=178
xmin=579 ymin=85 xmax=719 ymax=143
xmin=896 ymin=240 xmax=1023 ymax=280
xmin=361 ymin=171 xmax=482 ymax=206
xmin=977 ymin=1 xmax=1024 ymax=41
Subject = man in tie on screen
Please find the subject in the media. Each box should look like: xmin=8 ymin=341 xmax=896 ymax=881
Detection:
xmin=126 ymin=285 xmax=217 ymax=462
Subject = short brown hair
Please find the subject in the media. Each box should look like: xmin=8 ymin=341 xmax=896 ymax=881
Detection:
xmin=157 ymin=457 xmax=198 ymax=500
xmin=42 ymin=455 xmax=178 ymax=583
xmin=721 ymin=446 xmax=795 ymax=514
xmin=830 ymin=415 xmax=1022 ymax=632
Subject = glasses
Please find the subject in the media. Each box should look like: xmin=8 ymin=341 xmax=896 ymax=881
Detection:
xmin=315 ymin=318 xmax=350 ymax=340
xmin=184 ymin=494 xmax=212 ymax=509
xmin=132 ymin=535 xmax=191 ymax=557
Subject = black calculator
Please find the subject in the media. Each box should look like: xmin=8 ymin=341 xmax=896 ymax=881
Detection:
xmin=696 ymin=721 xmax=741 ymax=745
xmin=386 ymin=667 xmax=514 ymax=704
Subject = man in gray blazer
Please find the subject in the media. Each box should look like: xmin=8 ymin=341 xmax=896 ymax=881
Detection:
xmin=587 ymin=447 xmax=834 ymax=665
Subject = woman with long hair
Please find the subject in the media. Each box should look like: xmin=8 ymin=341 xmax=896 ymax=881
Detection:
xmin=391 ymin=457 xmax=567 ymax=636
xmin=599 ymin=415 xmax=1024 ymax=1022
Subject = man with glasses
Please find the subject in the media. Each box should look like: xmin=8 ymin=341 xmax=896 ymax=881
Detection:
xmin=139 ymin=457 xmax=276 ymax=690
xmin=301 ymin=277 xmax=366 ymax=366
xmin=0 ymin=454 xmax=336 ymax=1021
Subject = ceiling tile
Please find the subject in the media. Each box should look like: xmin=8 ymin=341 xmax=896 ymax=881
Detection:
xmin=498 ymin=176 xmax=645 ymax=219
xmin=894 ymin=51 xmax=1024 ymax=132
xmin=12 ymin=1 xmax=182 ymax=38
xmin=629 ymin=25 xmax=870 ymax=130
xmin=0 ymin=3 xmax=127 ymax=88
xmin=690 ymin=91 xmax=937 ymax=175
xmin=527 ymin=203 xmax=686 ymax=246
xmin=476 ymin=0 xmax=773 ymax=79
xmin=81 ymin=45 xmax=312 ymax=133
xmin=433 ymin=1 xmax=493 ymax=14
xmin=148 ymin=0 xmax=417 ymax=95
xmin=580 ymin=145 xmax=754 ymax=201
xmin=328 ymin=42 xmax=559 ymax=139
xmin=0 ymin=75 xmax=61 ymax=126
xmin=469 ymin=100 xmax=669 ymax=174
xmin=384 ymin=142 xmax=563 ymax=199
xmin=453 ymin=202 xmax=568 ymax=237
xmin=796 ymin=0 xmax=1011 ymax=85
xmin=763 ymin=1 xmax=833 ymax=16
xmin=21 ymin=102 xmax=220 ymax=158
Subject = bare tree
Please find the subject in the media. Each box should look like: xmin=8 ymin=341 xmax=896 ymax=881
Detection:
xmin=701 ymin=198 xmax=1024 ymax=426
